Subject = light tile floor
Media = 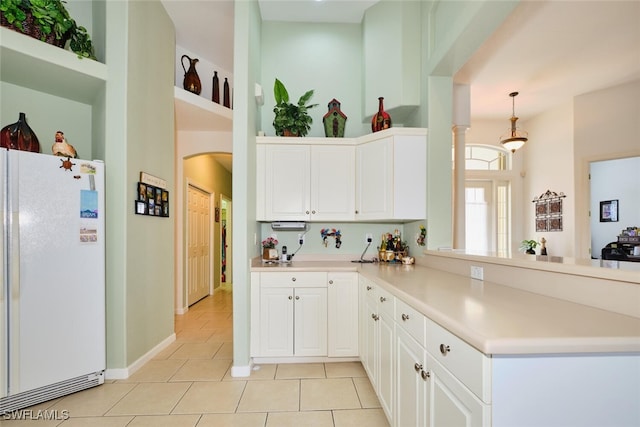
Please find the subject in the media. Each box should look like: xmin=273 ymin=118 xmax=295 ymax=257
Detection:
xmin=2 ymin=288 xmax=389 ymax=427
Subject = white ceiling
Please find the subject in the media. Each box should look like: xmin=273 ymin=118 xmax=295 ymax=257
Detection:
xmin=163 ymin=0 xmax=640 ymax=136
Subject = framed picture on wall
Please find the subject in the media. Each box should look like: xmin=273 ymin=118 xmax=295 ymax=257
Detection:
xmin=599 ymin=199 xmax=618 ymax=222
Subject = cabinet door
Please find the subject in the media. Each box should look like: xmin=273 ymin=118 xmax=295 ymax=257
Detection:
xmin=426 ymin=354 xmax=489 ymax=427
xmin=264 ymin=145 xmax=310 ymax=221
xmin=378 ymin=311 xmax=395 ymax=423
xmin=328 ymin=272 xmax=359 ymax=357
xmin=396 ymin=328 xmax=427 ymax=427
xmin=362 ymin=296 xmax=379 ymax=388
xmin=310 ymin=145 xmax=355 ymax=221
xmin=356 ymin=137 xmax=393 ymax=220
xmin=294 ymin=287 xmax=327 ymax=357
xmin=259 ymin=287 xmax=294 ymax=357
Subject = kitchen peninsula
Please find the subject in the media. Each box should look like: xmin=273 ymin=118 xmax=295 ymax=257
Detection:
xmin=250 ymin=253 xmax=640 ymax=427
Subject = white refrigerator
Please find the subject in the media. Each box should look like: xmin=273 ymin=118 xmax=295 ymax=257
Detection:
xmin=1 ymin=149 xmax=105 ymax=414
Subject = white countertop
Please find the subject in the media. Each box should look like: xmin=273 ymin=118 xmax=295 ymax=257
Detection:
xmin=251 ymin=258 xmax=640 ymax=355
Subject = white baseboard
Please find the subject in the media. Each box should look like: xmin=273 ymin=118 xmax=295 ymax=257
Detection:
xmin=231 ymin=362 xmax=253 ymax=378
xmin=105 ymin=333 xmax=176 ymax=380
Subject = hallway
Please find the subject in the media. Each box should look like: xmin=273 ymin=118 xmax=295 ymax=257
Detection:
xmin=2 ymin=289 xmax=388 ymax=426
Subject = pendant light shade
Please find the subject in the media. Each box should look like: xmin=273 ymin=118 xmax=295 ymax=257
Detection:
xmin=500 ymin=91 xmax=528 ymax=153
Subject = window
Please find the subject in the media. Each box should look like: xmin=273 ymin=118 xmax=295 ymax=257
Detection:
xmin=463 ymin=145 xmax=512 ymax=253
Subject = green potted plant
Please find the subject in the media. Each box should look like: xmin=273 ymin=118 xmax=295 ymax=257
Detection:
xmin=272 ymin=78 xmax=318 ymax=137
xmin=520 ymin=239 xmax=539 ymax=254
xmin=0 ymin=0 xmax=96 ymax=59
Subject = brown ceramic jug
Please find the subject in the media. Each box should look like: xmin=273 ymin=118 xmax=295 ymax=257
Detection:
xmin=181 ymin=55 xmax=202 ymax=95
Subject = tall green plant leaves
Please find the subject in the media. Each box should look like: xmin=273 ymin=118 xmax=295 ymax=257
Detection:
xmin=274 ymin=78 xmax=289 ymax=105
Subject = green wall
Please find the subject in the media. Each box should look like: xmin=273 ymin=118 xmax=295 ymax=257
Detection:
xmin=260 ymin=21 xmax=366 ymax=138
xmin=104 ymin=0 xmax=176 ymax=371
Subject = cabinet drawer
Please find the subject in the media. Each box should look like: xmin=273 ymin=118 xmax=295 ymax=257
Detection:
xmin=361 ymin=277 xmax=377 ymax=302
xmin=376 ymin=286 xmax=394 ymax=316
xmin=395 ymin=299 xmax=426 ymax=347
xmin=426 ymin=318 xmax=491 ymax=403
xmin=260 ymin=272 xmax=327 ymax=287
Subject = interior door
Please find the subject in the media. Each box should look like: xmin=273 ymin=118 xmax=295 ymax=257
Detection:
xmin=220 ymin=195 xmax=232 ymax=288
xmin=187 ymin=185 xmax=211 ymax=306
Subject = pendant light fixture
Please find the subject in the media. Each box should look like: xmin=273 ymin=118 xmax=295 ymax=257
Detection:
xmin=499 ymin=91 xmax=528 ymax=153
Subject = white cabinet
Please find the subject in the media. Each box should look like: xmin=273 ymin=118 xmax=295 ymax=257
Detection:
xmin=360 ymin=276 xmax=490 ymax=427
xmin=396 ymin=327 xmax=427 ymax=427
xmin=257 ymin=272 xmax=327 ymax=357
xmin=327 ymin=272 xmax=359 ymax=357
xmin=256 ymin=143 xmax=355 ymax=221
xmin=427 ymin=353 xmax=490 ymax=427
xmin=355 ymin=131 xmax=427 ymax=221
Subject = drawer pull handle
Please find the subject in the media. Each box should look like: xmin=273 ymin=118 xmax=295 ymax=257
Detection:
xmin=421 ymin=370 xmax=431 ymax=380
xmin=380 ymin=296 xmax=386 ymax=303
xmin=366 ymin=286 xmax=372 ymax=291
xmin=414 ymin=363 xmax=422 ymax=372
xmin=371 ymin=313 xmax=379 ymax=321
xmin=329 ymin=280 xmax=334 ymax=285
xmin=288 ymin=296 xmax=293 ymax=300
xmin=291 ymin=277 xmax=296 ymax=282
xmin=295 ymin=295 xmax=300 ymax=300
xmin=401 ymin=313 xmax=409 ymax=321
xmin=440 ymin=344 xmax=451 ymax=355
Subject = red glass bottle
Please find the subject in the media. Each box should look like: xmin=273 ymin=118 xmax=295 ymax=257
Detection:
xmin=371 ymin=97 xmax=391 ymax=132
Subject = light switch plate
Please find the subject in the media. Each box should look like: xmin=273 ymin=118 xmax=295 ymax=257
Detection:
xmin=470 ymin=266 xmax=484 ymax=280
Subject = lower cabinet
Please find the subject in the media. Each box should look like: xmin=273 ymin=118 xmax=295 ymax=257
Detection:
xmin=254 ymin=271 xmax=357 ymax=360
xmin=360 ymin=276 xmax=491 ymax=427
xmin=327 ymin=272 xmax=359 ymax=357
xmin=396 ymin=327 xmax=427 ymax=427
xmin=259 ymin=286 xmax=327 ymax=357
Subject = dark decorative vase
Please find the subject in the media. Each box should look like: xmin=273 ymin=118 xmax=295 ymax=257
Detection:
xmin=212 ymin=71 xmax=220 ymax=103
xmin=223 ymin=78 xmax=231 ymax=108
xmin=0 ymin=112 xmax=40 ymax=152
xmin=371 ymin=97 xmax=391 ymax=132
xmin=181 ymin=55 xmax=201 ymax=95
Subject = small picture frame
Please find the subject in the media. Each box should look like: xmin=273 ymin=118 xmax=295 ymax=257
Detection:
xmin=599 ymin=199 xmax=618 ymax=222
xmin=135 ymin=182 xmax=170 ymax=217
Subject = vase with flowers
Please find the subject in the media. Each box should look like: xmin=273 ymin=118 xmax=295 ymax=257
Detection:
xmin=262 ymin=236 xmax=279 ymax=261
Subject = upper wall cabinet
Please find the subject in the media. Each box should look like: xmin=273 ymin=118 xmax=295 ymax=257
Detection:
xmin=356 ymin=130 xmax=427 ymax=221
xmin=256 ymin=140 xmax=355 ymax=222
xmin=257 ymin=129 xmax=427 ymax=223
xmin=362 ymin=1 xmax=421 ymax=124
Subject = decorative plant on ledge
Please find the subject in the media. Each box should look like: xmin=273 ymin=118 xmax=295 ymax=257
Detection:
xmin=520 ymin=239 xmax=539 ymax=254
xmin=272 ymin=78 xmax=318 ymax=137
xmin=0 ymin=0 xmax=96 ymax=59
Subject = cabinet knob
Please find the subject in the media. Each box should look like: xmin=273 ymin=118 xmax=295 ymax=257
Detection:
xmin=355 ymin=210 xmax=359 ymax=214
xmin=439 ymin=344 xmax=451 ymax=355
xmin=380 ymin=296 xmax=386 ymax=303
xmin=288 ymin=296 xmax=293 ymax=300
xmin=291 ymin=277 xmax=296 ymax=282
xmin=306 ymin=210 xmax=310 ymax=214
xmin=414 ymin=362 xmax=422 ymax=372
xmin=328 ymin=280 xmax=334 ymax=284
xmin=371 ymin=313 xmax=379 ymax=321
xmin=401 ymin=313 xmax=409 ymax=321
xmin=312 ymin=210 xmax=316 ymax=214
xmin=295 ymin=295 xmax=300 ymax=300
xmin=366 ymin=286 xmax=372 ymax=291
xmin=421 ymin=370 xmax=431 ymax=380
